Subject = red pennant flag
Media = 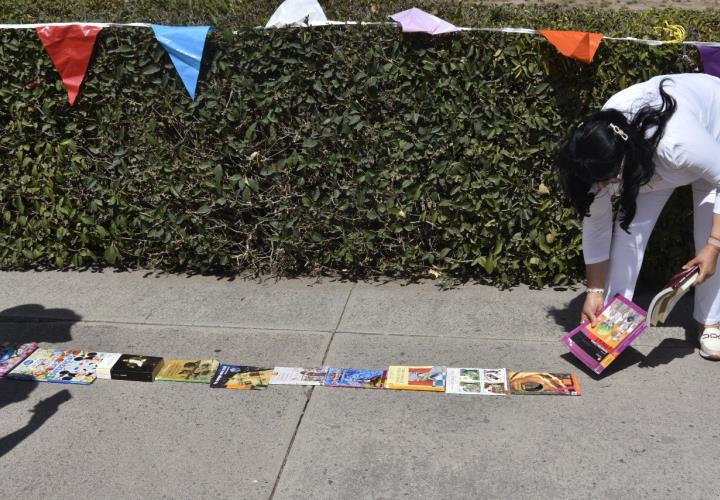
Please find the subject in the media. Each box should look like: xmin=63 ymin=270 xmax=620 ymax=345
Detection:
xmin=538 ymin=30 xmax=604 ymax=65
xmin=36 ymin=25 xmax=102 ymax=106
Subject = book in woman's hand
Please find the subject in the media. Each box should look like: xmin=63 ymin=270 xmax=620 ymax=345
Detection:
xmin=646 ymin=265 xmax=699 ymax=326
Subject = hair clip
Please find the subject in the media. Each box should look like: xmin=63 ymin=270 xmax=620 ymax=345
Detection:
xmin=577 ymin=121 xmax=584 ymax=129
xmin=608 ymin=123 xmax=628 ymax=142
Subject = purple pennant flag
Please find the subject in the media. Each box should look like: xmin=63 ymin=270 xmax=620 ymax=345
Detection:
xmin=390 ymin=7 xmax=459 ymax=35
xmin=699 ymin=46 xmax=720 ymax=78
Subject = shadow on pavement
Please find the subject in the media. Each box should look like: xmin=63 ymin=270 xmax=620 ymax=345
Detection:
xmin=0 ymin=389 xmax=71 ymax=458
xmin=0 ymin=304 xmax=81 ymax=457
xmin=561 ymin=348 xmax=645 ymax=380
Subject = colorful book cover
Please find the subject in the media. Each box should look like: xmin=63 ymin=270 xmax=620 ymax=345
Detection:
xmin=7 ymin=349 xmax=100 ymax=384
xmin=48 ymin=351 xmax=104 ymax=384
xmin=385 ymin=366 xmax=446 ymax=391
xmin=0 ymin=342 xmax=38 ymax=378
xmin=156 ymin=359 xmax=219 ymax=383
xmin=110 ymin=354 xmax=164 ymax=382
xmin=96 ymin=353 xmax=123 ymax=380
xmin=268 ymin=367 xmax=328 ymax=385
xmin=323 ymin=368 xmax=386 ymax=389
xmin=446 ymin=368 xmax=508 ymax=396
xmin=210 ymin=364 xmax=274 ymax=390
xmin=562 ymin=294 xmax=647 ymax=375
xmin=508 ymin=372 xmax=582 ymax=396
xmin=7 ymin=348 xmax=66 ymax=382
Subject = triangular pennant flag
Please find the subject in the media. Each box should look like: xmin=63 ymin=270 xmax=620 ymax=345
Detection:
xmin=266 ymin=0 xmax=328 ymax=28
xmin=538 ymin=30 xmax=604 ymax=65
xmin=36 ymin=25 xmax=102 ymax=106
xmin=698 ymin=46 xmax=720 ymax=78
xmin=152 ymin=25 xmax=212 ymax=100
xmin=390 ymin=7 xmax=459 ymax=35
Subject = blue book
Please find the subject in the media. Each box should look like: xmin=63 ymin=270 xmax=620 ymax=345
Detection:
xmin=323 ymin=368 xmax=386 ymax=389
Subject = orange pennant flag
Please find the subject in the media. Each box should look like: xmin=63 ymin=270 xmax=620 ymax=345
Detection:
xmin=538 ymin=30 xmax=604 ymax=64
xmin=36 ymin=25 xmax=102 ymax=106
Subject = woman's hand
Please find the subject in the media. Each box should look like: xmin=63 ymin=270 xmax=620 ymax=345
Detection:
xmin=581 ymin=292 xmax=605 ymax=327
xmin=683 ymin=244 xmax=720 ymax=285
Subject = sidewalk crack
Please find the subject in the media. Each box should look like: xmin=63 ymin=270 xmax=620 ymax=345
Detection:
xmin=268 ymin=282 xmax=356 ymax=499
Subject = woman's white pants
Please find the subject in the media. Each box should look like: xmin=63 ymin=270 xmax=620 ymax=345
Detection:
xmin=606 ymin=178 xmax=720 ymax=324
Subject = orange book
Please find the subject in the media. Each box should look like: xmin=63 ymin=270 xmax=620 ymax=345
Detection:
xmin=508 ymin=372 xmax=581 ymax=396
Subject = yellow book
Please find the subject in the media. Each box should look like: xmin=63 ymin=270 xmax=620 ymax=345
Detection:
xmin=385 ymin=366 xmax=446 ymax=392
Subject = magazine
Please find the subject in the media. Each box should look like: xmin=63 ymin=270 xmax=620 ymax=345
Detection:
xmin=646 ymin=266 xmax=699 ymax=326
xmin=156 ymin=359 xmax=220 ymax=383
xmin=508 ymin=372 xmax=581 ymax=396
xmin=7 ymin=349 xmax=102 ymax=384
xmin=324 ymin=368 xmax=387 ymax=389
xmin=385 ymin=366 xmax=446 ymax=391
xmin=446 ymin=368 xmax=508 ymax=396
xmin=210 ymin=364 xmax=274 ymax=390
xmin=268 ymin=367 xmax=328 ymax=385
xmin=561 ymin=294 xmax=647 ymax=375
xmin=0 ymin=342 xmax=38 ymax=378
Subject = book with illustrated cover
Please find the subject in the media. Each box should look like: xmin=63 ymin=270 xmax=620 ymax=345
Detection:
xmin=109 ymin=354 xmax=164 ymax=382
xmin=210 ymin=364 xmax=274 ymax=390
xmin=562 ymin=294 xmax=647 ymax=375
xmin=268 ymin=367 xmax=328 ymax=385
xmin=7 ymin=349 xmax=102 ymax=384
xmin=0 ymin=342 xmax=38 ymax=378
xmin=51 ymin=351 xmax=105 ymax=384
xmin=7 ymin=348 xmax=66 ymax=382
xmin=156 ymin=359 xmax=220 ymax=383
xmin=446 ymin=368 xmax=508 ymax=396
xmin=647 ymin=266 xmax=699 ymax=326
xmin=385 ymin=366 xmax=446 ymax=392
xmin=324 ymin=368 xmax=387 ymax=389
xmin=508 ymin=372 xmax=581 ymax=396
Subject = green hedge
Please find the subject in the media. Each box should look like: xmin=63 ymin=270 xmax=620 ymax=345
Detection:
xmin=1 ymin=3 xmax=716 ymax=287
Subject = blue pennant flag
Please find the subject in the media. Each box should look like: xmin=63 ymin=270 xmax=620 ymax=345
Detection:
xmin=152 ymin=25 xmax=212 ymax=100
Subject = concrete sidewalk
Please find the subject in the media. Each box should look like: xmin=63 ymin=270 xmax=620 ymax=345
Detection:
xmin=0 ymin=271 xmax=716 ymax=499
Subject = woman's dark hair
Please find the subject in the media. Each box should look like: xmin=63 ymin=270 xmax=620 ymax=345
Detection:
xmin=557 ymin=78 xmax=677 ymax=231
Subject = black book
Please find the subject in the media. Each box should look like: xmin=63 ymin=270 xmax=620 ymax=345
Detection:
xmin=110 ymin=355 xmax=164 ymax=382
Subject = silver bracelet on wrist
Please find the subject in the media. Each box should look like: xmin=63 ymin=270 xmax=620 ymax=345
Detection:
xmin=585 ymin=287 xmax=605 ymax=295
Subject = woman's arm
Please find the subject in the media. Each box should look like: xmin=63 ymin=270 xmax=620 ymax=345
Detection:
xmin=684 ymin=212 xmax=720 ymax=285
xmin=582 ymin=261 xmax=608 ymax=326
xmin=579 ymin=186 xmax=614 ymax=326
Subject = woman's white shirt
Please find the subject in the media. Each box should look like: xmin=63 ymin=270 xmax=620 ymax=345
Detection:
xmin=582 ymin=74 xmax=720 ymax=264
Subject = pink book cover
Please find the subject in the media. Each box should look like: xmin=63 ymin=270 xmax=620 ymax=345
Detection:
xmin=561 ymin=295 xmax=647 ymax=375
xmin=0 ymin=343 xmax=39 ymax=378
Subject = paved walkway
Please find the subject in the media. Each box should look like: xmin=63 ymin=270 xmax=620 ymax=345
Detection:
xmin=0 ymin=271 xmax=715 ymax=499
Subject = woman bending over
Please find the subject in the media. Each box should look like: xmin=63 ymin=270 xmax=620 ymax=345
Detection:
xmin=558 ymin=73 xmax=720 ymax=360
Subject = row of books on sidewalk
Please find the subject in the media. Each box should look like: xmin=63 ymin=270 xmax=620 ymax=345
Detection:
xmin=0 ymin=345 xmax=582 ymax=396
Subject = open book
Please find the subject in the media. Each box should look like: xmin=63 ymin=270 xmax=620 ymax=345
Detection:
xmin=646 ymin=266 xmax=699 ymax=326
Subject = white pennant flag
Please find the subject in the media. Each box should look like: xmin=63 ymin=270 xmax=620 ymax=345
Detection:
xmin=265 ymin=0 xmax=328 ymax=28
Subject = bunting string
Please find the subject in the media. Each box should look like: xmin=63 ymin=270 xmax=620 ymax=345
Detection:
xmin=0 ymin=21 xmax=719 ymax=48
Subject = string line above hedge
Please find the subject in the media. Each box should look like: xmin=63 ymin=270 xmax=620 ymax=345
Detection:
xmin=2 ymin=19 xmax=720 ymax=47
